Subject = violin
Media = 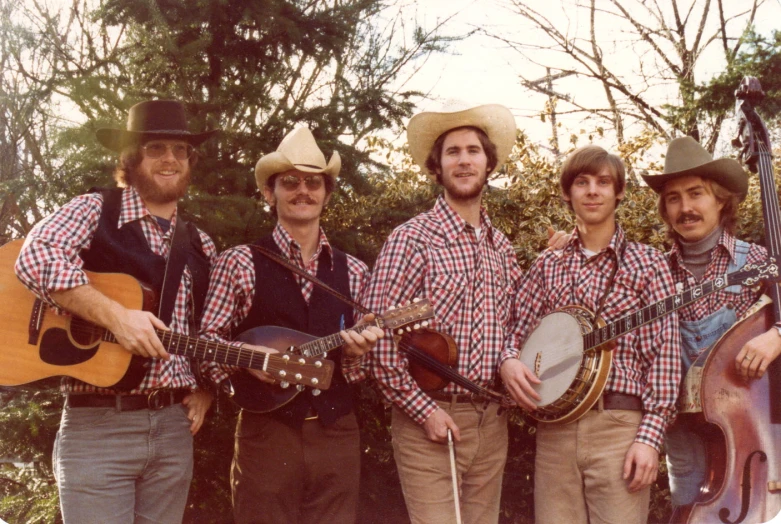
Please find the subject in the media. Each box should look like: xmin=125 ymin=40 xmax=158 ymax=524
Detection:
xmin=673 ymin=77 xmax=781 ymax=524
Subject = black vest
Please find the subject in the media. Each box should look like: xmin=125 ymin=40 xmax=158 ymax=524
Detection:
xmin=79 ymin=188 xmax=210 ymax=327
xmin=234 ymin=235 xmax=355 ymax=428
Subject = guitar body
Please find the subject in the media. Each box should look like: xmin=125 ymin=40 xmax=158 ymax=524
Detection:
xmin=674 ymin=303 xmax=781 ymax=524
xmin=229 ymin=326 xmax=327 ymax=413
xmin=518 ymin=305 xmax=612 ymax=424
xmin=0 ymin=239 xmax=147 ymax=389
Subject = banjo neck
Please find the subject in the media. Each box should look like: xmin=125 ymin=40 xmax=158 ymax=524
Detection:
xmin=582 ymin=263 xmax=776 ymax=352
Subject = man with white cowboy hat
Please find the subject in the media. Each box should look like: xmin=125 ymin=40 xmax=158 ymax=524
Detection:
xmin=198 ymin=126 xmax=383 ymax=524
xmin=15 ymin=99 xmax=219 ymax=523
xmin=363 ymin=101 xmax=525 ymax=523
xmin=641 ymin=136 xmax=779 ymax=509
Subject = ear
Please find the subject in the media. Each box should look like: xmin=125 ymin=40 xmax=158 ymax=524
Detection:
xmin=561 ymin=190 xmax=571 ymax=203
xmin=262 ymin=185 xmax=275 ymax=207
xmin=616 ymin=188 xmax=625 ymax=203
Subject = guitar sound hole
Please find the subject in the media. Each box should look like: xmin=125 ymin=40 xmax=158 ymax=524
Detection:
xmin=69 ymin=318 xmax=105 ymax=346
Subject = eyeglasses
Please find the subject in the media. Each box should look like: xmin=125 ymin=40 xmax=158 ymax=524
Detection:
xmin=278 ymin=174 xmax=325 ymax=191
xmin=141 ymin=142 xmax=195 ymax=160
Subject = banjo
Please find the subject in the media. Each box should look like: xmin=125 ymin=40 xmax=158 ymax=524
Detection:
xmin=518 ymin=261 xmax=777 ymax=425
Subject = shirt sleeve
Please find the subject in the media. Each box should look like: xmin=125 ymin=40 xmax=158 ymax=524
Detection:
xmin=500 ymin=256 xmax=549 ymax=370
xmin=362 ymin=228 xmax=440 ymax=424
xmin=198 ymin=246 xmax=256 ymax=385
xmin=14 ymin=193 xmax=104 ymax=312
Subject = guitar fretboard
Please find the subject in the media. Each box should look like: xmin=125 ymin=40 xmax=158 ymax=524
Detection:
xmin=297 ymin=323 xmax=373 ymax=357
xmin=584 ymin=270 xmax=751 ymax=350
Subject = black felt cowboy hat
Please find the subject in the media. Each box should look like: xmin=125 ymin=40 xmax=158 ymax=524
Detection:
xmin=641 ymin=136 xmax=748 ymax=200
xmin=96 ymin=100 xmax=218 ymax=152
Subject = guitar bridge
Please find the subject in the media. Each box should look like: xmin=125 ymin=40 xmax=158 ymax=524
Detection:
xmin=534 ymin=352 xmax=542 ymax=378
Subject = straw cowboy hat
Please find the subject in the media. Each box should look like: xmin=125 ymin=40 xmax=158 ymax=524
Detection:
xmin=254 ymin=127 xmax=341 ymax=189
xmin=96 ymin=100 xmax=218 ymax=152
xmin=406 ymin=101 xmax=517 ymax=177
xmin=641 ymin=136 xmax=748 ymax=200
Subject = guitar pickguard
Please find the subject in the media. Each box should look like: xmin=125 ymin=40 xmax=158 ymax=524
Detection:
xmin=39 ymin=328 xmax=99 ymax=365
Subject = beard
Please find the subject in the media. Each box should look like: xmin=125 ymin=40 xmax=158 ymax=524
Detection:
xmin=129 ymin=165 xmax=191 ymax=205
xmin=440 ymin=171 xmax=487 ymax=201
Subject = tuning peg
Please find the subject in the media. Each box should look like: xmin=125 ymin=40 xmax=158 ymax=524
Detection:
xmin=312 ymin=389 xmax=321 ymax=396
xmin=298 ymin=358 xmax=306 ymax=365
xmin=397 ymin=329 xmax=404 ymax=335
xmin=413 ymin=297 xmax=420 ymax=303
xmin=296 ymin=385 xmax=304 ymax=391
xmin=414 ymin=323 xmax=420 ymax=330
xmin=280 ymin=381 xmax=290 ymax=389
xmin=422 ymin=320 xmax=429 ymax=327
xmin=278 ymin=370 xmax=287 ymax=378
xmin=295 ymin=373 xmax=303 ymax=381
xmin=311 ymin=378 xmax=319 ymax=386
xmin=387 ymin=305 xmax=395 ymax=311
xmin=315 ymin=361 xmax=323 ymax=368
xmin=406 ymin=326 xmax=412 ymax=332
xmin=282 ymin=354 xmax=290 ymax=361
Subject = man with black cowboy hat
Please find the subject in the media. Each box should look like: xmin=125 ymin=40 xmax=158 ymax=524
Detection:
xmin=362 ymin=102 xmax=525 ymax=523
xmin=641 ymin=136 xmax=780 ymax=508
xmin=198 ymin=127 xmax=383 ymax=524
xmin=15 ymin=99 xmax=219 ymax=523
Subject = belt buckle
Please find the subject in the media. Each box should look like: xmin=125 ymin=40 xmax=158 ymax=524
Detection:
xmin=147 ymin=390 xmax=169 ymax=410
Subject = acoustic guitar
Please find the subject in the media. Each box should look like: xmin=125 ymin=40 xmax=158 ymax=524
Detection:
xmin=228 ymin=299 xmax=435 ymax=412
xmin=518 ymin=261 xmax=778 ymax=424
xmin=0 ymin=239 xmax=333 ymax=391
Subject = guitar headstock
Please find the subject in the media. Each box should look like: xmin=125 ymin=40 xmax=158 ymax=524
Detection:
xmin=729 ymin=260 xmax=781 ymax=288
xmin=265 ymin=353 xmax=334 ymax=390
xmin=380 ymin=298 xmax=435 ymax=335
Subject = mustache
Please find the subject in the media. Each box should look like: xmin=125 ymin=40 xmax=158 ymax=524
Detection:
xmin=676 ymin=212 xmax=702 ymax=224
xmin=289 ymin=196 xmax=317 ymax=205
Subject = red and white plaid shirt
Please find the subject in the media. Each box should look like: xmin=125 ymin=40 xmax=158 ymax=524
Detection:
xmin=667 ymin=230 xmax=767 ymax=322
xmin=14 ymin=186 xmax=218 ymax=394
xmin=363 ymin=196 xmax=524 ymax=424
xmin=199 ymin=223 xmax=371 ymax=384
xmin=502 ymin=226 xmax=681 ymax=451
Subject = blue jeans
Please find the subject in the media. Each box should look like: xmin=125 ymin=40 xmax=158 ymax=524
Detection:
xmin=53 ymin=403 xmax=194 ymax=524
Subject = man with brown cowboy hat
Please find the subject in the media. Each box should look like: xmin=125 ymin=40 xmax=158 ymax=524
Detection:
xmin=15 ymin=99 xmax=220 ymax=523
xmin=362 ymin=101 xmax=526 ymax=523
xmin=198 ymin=127 xmax=383 ymax=524
xmin=641 ymin=136 xmax=780 ymax=509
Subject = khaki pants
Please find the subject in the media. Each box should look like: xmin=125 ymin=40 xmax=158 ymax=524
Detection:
xmin=534 ymin=409 xmax=650 ymax=524
xmin=391 ymin=400 xmax=508 ymax=524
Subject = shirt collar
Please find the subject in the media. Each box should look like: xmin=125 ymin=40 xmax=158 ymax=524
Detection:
xmin=272 ymin=222 xmax=334 ymax=268
xmin=432 ymin=195 xmax=495 ymax=246
xmin=669 ymin=228 xmax=737 ymax=268
xmin=560 ymin=224 xmax=626 ymax=259
xmin=118 ymin=186 xmax=178 ymax=230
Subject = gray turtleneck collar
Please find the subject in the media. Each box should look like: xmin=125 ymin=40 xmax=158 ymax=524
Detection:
xmin=678 ymin=226 xmax=723 ymax=281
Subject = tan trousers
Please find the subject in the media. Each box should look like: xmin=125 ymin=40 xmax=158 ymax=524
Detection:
xmin=534 ymin=409 xmax=650 ymax=524
xmin=391 ymin=400 xmax=508 ymax=524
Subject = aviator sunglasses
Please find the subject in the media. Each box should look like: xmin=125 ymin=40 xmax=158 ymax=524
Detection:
xmin=141 ymin=142 xmax=195 ymax=161
xmin=278 ymin=174 xmax=325 ymax=191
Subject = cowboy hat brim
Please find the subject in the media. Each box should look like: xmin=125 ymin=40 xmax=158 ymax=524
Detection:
xmin=407 ymin=104 xmax=516 ymax=177
xmin=96 ymin=128 xmax=219 ymax=153
xmin=641 ymin=158 xmax=748 ymax=197
xmin=255 ymin=150 xmax=341 ymax=189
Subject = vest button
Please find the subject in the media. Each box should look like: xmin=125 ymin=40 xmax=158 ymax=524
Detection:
xmin=726 ymin=303 xmax=735 ymax=310
xmin=695 ymin=335 xmax=703 ymax=342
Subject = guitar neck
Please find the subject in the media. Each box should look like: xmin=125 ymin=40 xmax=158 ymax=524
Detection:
xmin=296 ymin=323 xmax=374 ymax=358
xmin=584 ymin=273 xmax=736 ymax=350
xmin=102 ymin=329 xmax=271 ymax=371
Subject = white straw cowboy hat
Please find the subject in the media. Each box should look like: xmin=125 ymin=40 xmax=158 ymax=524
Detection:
xmin=642 ymin=136 xmax=748 ymax=200
xmin=407 ymin=101 xmax=517 ymax=177
xmin=96 ymin=100 xmax=218 ymax=152
xmin=254 ymin=127 xmax=341 ymax=189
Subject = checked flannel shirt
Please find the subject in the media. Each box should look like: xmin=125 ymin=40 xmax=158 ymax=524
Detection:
xmin=14 ymin=186 xmax=219 ymax=394
xmin=501 ymin=226 xmax=681 ymax=452
xmin=363 ymin=196 xmax=524 ymax=424
xmin=198 ymin=223 xmax=371 ymax=385
xmin=668 ymin=230 xmax=767 ymax=323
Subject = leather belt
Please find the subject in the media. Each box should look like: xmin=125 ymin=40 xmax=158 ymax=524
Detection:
xmin=591 ymin=392 xmax=643 ymax=411
xmin=66 ymin=390 xmax=189 ymax=411
xmin=428 ymin=391 xmax=491 ymax=404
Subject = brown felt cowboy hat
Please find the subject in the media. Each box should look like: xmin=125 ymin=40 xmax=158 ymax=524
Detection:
xmin=406 ymin=101 xmax=517 ymax=177
xmin=96 ymin=100 xmax=218 ymax=152
xmin=254 ymin=127 xmax=341 ymax=189
xmin=641 ymin=136 xmax=748 ymax=200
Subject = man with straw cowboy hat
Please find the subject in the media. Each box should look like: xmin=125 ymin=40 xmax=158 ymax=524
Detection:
xmin=363 ymin=101 xmax=527 ymax=523
xmin=15 ymin=99 xmax=219 ymax=523
xmin=198 ymin=127 xmax=383 ymax=524
xmin=641 ymin=136 xmax=780 ymax=509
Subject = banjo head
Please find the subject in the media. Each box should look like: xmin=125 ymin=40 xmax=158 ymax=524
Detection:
xmin=519 ymin=311 xmax=585 ymax=407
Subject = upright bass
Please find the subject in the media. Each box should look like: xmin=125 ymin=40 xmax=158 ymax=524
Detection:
xmin=673 ymin=77 xmax=781 ymax=524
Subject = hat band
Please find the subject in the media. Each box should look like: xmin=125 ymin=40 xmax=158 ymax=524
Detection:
xmin=293 ymin=163 xmax=326 ymax=170
xmin=127 ymin=129 xmax=193 ymax=135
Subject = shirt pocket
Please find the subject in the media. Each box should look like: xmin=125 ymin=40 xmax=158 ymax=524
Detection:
xmin=428 ymin=272 xmax=467 ymax=329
